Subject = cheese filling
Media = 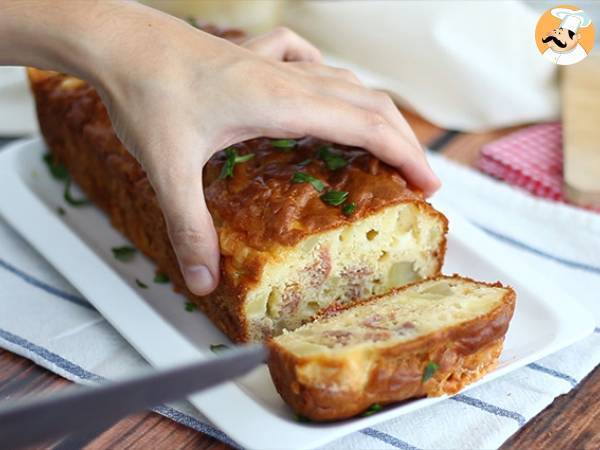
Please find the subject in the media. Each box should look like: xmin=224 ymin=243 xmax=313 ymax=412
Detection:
xmin=274 ymin=278 xmax=508 ymax=357
xmin=244 ymin=203 xmax=445 ymax=339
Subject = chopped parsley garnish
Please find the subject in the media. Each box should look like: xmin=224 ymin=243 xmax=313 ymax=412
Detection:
xmin=185 ymin=301 xmax=197 ymax=312
xmin=135 ymin=279 xmax=148 ymax=289
xmin=153 ymin=272 xmax=170 ymax=284
xmin=111 ymin=246 xmax=136 ymax=262
xmin=210 ymin=344 xmax=230 ymax=354
xmin=291 ymin=172 xmax=325 ymax=192
xmin=42 ymin=154 xmax=88 ymax=206
xmin=297 ymin=158 xmax=312 ymax=167
xmin=56 ymin=207 xmax=66 ymax=216
xmin=271 ymin=139 xmax=297 ymax=150
xmin=318 ymin=146 xmax=348 ymax=171
xmin=342 ymin=202 xmax=356 ymax=216
xmin=219 ymin=147 xmax=254 ymax=179
xmin=362 ymin=403 xmax=383 ymax=417
xmin=422 ymin=361 xmax=439 ymax=382
xmin=294 ymin=413 xmax=311 ymax=423
xmin=320 ymin=190 xmax=349 ymax=206
xmin=42 ymin=153 xmax=68 ymax=181
xmin=63 ymin=178 xmax=89 ymax=207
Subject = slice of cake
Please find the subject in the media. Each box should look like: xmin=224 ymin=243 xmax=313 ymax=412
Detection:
xmin=28 ymin=66 xmax=448 ymax=343
xmin=267 ymin=276 xmax=516 ymax=421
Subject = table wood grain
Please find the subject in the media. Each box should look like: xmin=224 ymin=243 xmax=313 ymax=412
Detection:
xmin=0 ymin=112 xmax=597 ymax=449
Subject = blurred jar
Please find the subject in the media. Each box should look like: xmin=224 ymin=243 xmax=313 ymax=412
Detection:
xmin=141 ymin=0 xmax=283 ymax=34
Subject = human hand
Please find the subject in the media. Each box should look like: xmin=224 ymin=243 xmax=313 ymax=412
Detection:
xmin=88 ymin=3 xmax=440 ymax=296
xmin=2 ymin=1 xmax=438 ymax=295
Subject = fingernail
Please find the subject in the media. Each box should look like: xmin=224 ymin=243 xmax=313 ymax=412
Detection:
xmin=183 ymin=265 xmax=214 ymax=295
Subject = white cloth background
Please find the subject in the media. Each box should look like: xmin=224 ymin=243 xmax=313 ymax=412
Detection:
xmin=283 ymin=0 xmax=559 ymax=131
xmin=0 ymin=146 xmax=598 ymax=450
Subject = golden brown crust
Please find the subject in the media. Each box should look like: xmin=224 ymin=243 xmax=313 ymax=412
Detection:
xmin=203 ymin=137 xmax=439 ymax=250
xmin=266 ymin=276 xmax=516 ymax=421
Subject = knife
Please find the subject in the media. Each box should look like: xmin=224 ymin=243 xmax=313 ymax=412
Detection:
xmin=0 ymin=344 xmax=267 ymax=449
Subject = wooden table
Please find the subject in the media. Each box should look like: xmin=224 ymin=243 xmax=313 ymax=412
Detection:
xmin=1 ymin=112 xmax=598 ymax=449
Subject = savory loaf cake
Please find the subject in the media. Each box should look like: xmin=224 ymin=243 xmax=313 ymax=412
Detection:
xmin=267 ymin=276 xmax=516 ymax=421
xmin=27 ymin=34 xmax=447 ymax=343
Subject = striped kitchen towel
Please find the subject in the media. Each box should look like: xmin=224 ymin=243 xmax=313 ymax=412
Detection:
xmin=0 ymin=147 xmax=598 ymax=449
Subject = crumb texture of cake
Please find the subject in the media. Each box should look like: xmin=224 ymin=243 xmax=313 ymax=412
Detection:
xmin=267 ymin=276 xmax=516 ymax=421
xmin=28 ymin=63 xmax=447 ymax=343
xmin=244 ymin=200 xmax=446 ymax=339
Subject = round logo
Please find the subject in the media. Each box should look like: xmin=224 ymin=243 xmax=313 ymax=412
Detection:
xmin=535 ymin=5 xmax=595 ymax=65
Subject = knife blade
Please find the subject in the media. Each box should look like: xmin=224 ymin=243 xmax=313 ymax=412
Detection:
xmin=0 ymin=344 xmax=266 ymax=448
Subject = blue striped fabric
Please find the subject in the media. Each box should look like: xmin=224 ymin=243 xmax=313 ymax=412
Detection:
xmin=472 ymin=223 xmax=600 ymax=276
xmin=450 ymin=394 xmax=526 ymax=426
xmin=526 ymin=363 xmax=578 ymax=387
xmin=1 ymin=223 xmax=591 ymax=447
xmin=359 ymin=428 xmax=420 ymax=450
xmin=0 ymin=324 xmax=411 ymax=449
xmin=0 ymin=327 xmax=241 ymax=449
xmin=0 ymin=257 xmax=92 ymax=310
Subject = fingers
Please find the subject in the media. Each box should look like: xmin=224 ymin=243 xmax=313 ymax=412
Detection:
xmin=147 ymin=155 xmax=220 ymax=296
xmin=289 ymin=62 xmax=362 ymax=85
xmin=287 ymin=95 xmax=441 ymax=195
xmin=285 ymin=64 xmax=422 ymax=154
xmin=313 ymin=78 xmax=422 ymax=150
xmin=242 ymin=26 xmax=322 ymax=63
xmin=238 ymin=27 xmax=438 ymax=195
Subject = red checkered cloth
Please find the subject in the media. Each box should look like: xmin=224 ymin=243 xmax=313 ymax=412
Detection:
xmin=477 ymin=122 xmax=565 ymax=202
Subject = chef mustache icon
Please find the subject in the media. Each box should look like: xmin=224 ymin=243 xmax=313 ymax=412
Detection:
xmin=542 ymin=35 xmax=567 ymax=48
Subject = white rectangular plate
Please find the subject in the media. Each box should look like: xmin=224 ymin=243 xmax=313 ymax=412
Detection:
xmin=0 ymin=138 xmax=595 ymax=450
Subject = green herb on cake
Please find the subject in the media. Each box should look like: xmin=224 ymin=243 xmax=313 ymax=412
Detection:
xmin=64 ymin=178 xmax=89 ymax=206
xmin=362 ymin=403 xmax=383 ymax=417
xmin=219 ymin=147 xmax=254 ymax=179
xmin=153 ymin=272 xmax=170 ymax=284
xmin=320 ymin=190 xmax=349 ymax=206
xmin=56 ymin=206 xmax=66 ymax=216
xmin=42 ymin=153 xmax=68 ymax=180
xmin=291 ymin=172 xmax=325 ymax=192
xmin=111 ymin=246 xmax=136 ymax=262
xmin=297 ymin=158 xmax=312 ymax=167
xmin=317 ymin=146 xmax=348 ymax=171
xmin=42 ymin=154 xmax=89 ymax=206
xmin=135 ymin=279 xmax=148 ymax=289
xmin=342 ymin=202 xmax=356 ymax=216
xmin=185 ymin=301 xmax=197 ymax=312
xmin=294 ymin=413 xmax=311 ymax=423
xmin=271 ymin=139 xmax=297 ymax=150
xmin=422 ymin=361 xmax=439 ymax=382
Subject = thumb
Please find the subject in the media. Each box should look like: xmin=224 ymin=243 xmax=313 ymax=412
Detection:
xmin=152 ymin=167 xmax=220 ymax=296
